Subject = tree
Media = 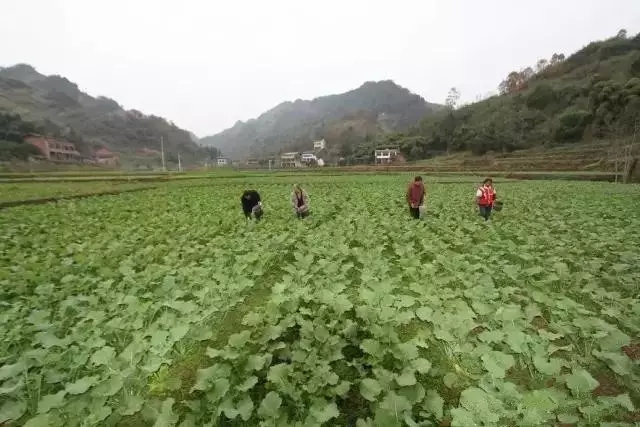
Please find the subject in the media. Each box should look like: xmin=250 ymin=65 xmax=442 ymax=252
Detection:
xmin=536 ymin=59 xmax=549 ymax=73
xmin=616 ymin=29 xmax=628 ymax=39
xmin=445 ymin=87 xmax=461 ymax=109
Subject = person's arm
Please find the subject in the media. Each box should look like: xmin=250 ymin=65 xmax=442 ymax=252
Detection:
xmin=475 ymin=189 xmax=482 ymax=205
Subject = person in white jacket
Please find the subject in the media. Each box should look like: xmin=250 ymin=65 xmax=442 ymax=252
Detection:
xmin=291 ymin=184 xmax=310 ymax=219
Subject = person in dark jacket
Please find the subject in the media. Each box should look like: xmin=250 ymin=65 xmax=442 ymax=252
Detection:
xmin=241 ymin=190 xmax=263 ymax=221
xmin=406 ymin=176 xmax=426 ymax=219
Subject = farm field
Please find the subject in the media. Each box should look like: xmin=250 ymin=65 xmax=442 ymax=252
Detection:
xmin=0 ymin=175 xmax=639 ymax=426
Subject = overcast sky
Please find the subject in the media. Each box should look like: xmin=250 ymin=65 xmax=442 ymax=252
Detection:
xmin=3 ymin=0 xmax=639 ymax=137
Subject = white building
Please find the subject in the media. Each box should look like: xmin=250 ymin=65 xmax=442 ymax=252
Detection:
xmin=313 ymin=139 xmax=326 ymax=151
xmin=217 ymin=158 xmax=228 ymax=166
xmin=280 ymin=152 xmax=301 ymax=168
xmin=374 ymin=148 xmax=399 ymax=165
xmin=301 ymin=152 xmax=317 ymax=163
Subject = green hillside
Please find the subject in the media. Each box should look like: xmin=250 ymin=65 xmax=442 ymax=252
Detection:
xmin=200 ymin=80 xmax=442 ymax=160
xmin=0 ymin=64 xmax=218 ymax=165
xmin=385 ymin=30 xmax=640 ymax=161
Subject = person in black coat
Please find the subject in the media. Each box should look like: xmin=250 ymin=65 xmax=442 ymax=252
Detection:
xmin=241 ymin=190 xmax=263 ymax=220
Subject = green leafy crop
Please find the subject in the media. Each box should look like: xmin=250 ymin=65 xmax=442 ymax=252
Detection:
xmin=0 ymin=175 xmax=639 ymax=426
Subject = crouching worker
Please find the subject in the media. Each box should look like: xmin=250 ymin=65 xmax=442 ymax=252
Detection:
xmin=241 ymin=189 xmax=263 ymax=221
xmin=291 ymin=184 xmax=310 ymax=219
xmin=406 ymin=176 xmax=425 ymax=219
xmin=476 ymin=178 xmax=496 ymax=221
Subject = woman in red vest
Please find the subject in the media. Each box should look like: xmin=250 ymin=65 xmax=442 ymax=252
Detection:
xmin=476 ymin=178 xmax=496 ymax=221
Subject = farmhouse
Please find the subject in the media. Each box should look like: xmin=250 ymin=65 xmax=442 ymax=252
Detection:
xmin=313 ymin=139 xmax=326 ymax=151
xmin=95 ymin=148 xmax=119 ymax=166
xmin=280 ymin=152 xmax=301 ymax=168
xmin=374 ymin=148 xmax=400 ymax=165
xmin=24 ymin=134 xmax=81 ymax=162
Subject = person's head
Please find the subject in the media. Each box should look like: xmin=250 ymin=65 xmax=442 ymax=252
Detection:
xmin=243 ymin=191 xmax=252 ymax=200
xmin=414 ymin=176 xmax=423 ymax=183
xmin=483 ymin=178 xmax=493 ymax=187
xmin=293 ymin=184 xmax=302 ymax=194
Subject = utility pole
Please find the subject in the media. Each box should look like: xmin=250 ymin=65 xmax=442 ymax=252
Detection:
xmin=178 ymin=153 xmax=182 ymax=172
xmin=160 ymin=136 xmax=166 ymax=172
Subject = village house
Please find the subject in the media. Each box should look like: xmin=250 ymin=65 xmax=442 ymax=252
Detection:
xmin=374 ymin=148 xmax=400 ymax=165
xmin=313 ymin=139 xmax=326 ymax=151
xmin=217 ymin=158 xmax=229 ymax=166
xmin=95 ymin=148 xmax=119 ymax=166
xmin=301 ymin=152 xmax=317 ymax=164
xmin=24 ymin=134 xmax=81 ymax=162
xmin=280 ymin=152 xmax=301 ymax=168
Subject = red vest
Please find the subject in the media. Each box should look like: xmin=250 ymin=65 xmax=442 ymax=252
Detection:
xmin=478 ymin=186 xmax=495 ymax=206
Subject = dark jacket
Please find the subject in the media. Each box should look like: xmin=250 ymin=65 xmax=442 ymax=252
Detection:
xmin=406 ymin=181 xmax=425 ymax=208
xmin=241 ymin=190 xmax=261 ymax=214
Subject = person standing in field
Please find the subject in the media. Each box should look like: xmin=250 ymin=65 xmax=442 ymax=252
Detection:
xmin=406 ymin=176 xmax=425 ymax=219
xmin=291 ymin=184 xmax=310 ymax=219
xmin=476 ymin=178 xmax=497 ymax=221
xmin=241 ymin=189 xmax=263 ymax=221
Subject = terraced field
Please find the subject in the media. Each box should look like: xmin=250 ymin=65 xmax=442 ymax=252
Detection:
xmin=0 ymin=175 xmax=639 ymax=426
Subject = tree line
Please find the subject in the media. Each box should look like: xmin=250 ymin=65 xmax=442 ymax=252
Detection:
xmin=341 ymin=29 xmax=640 ymax=162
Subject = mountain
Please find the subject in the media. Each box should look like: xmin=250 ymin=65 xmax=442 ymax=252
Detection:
xmin=200 ymin=81 xmax=441 ymax=160
xmin=387 ymin=30 xmax=640 ymax=161
xmin=0 ymin=64 xmax=216 ymax=165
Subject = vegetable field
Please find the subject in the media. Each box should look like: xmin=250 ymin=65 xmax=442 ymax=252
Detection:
xmin=1 ymin=175 xmax=639 ymax=427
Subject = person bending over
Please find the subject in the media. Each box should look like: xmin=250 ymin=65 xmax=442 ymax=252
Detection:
xmin=241 ymin=189 xmax=263 ymax=221
xmin=291 ymin=184 xmax=310 ymax=219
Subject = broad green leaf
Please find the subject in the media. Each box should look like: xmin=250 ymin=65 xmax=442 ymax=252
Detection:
xmin=533 ymin=355 xmax=564 ymax=376
xmin=458 ymin=387 xmax=501 ymax=425
xmin=520 ymin=389 xmax=558 ymax=425
xmin=309 ymin=400 xmax=340 ymax=423
xmin=0 ymin=399 xmax=27 ymax=423
xmin=395 ymin=341 xmax=419 ymax=360
xmin=267 ymin=363 xmax=290 ymax=387
xmin=37 ymin=390 xmax=66 ymax=414
xmin=228 ymin=330 xmax=251 ymax=348
xmin=258 ymin=391 xmax=282 ymax=419
xmin=396 ymin=369 xmax=417 ymax=387
xmin=424 ymin=390 xmax=444 ymax=420
xmin=85 ymin=405 xmax=112 ymax=425
xmin=412 ymin=358 xmax=432 ymax=374
xmin=360 ymin=339 xmax=383 ymax=358
xmin=415 ymin=306 xmax=434 ymax=321
xmin=379 ymin=391 xmax=412 ymax=414
xmin=245 ymin=354 xmax=269 ymax=372
xmin=154 ymin=398 xmax=179 ymax=427
xmin=236 ymin=376 xmax=258 ymax=392
xmin=208 ymin=378 xmax=230 ymax=403
xmin=0 ymin=361 xmax=26 ymax=381
xmin=557 ymin=413 xmax=580 ymax=423
xmin=593 ymin=350 xmax=634 ymax=376
xmin=360 ymin=378 xmax=382 ymax=402
xmin=237 ymin=395 xmax=254 ymax=421
xmin=23 ymin=414 xmax=59 ymax=427
xmin=65 ymin=375 xmax=99 ymax=395
xmin=565 ymin=369 xmax=599 ymax=396
xmin=120 ymin=395 xmax=144 ymax=416
xmin=481 ymin=351 xmax=514 ymax=378
xmin=0 ymin=378 xmax=24 ymax=395
xmin=478 ymin=330 xmax=504 ymax=344
xmin=90 ymin=346 xmax=115 ymax=366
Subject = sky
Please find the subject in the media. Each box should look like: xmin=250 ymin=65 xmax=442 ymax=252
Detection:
xmin=2 ymin=0 xmax=640 ymax=137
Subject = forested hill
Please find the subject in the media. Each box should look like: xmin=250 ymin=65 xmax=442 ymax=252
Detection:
xmin=384 ymin=30 xmax=640 ymax=161
xmin=200 ymin=81 xmax=441 ymax=160
xmin=0 ymin=64 xmax=215 ymax=163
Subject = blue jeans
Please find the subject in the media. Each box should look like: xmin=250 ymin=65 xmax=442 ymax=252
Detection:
xmin=479 ymin=205 xmax=492 ymax=221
